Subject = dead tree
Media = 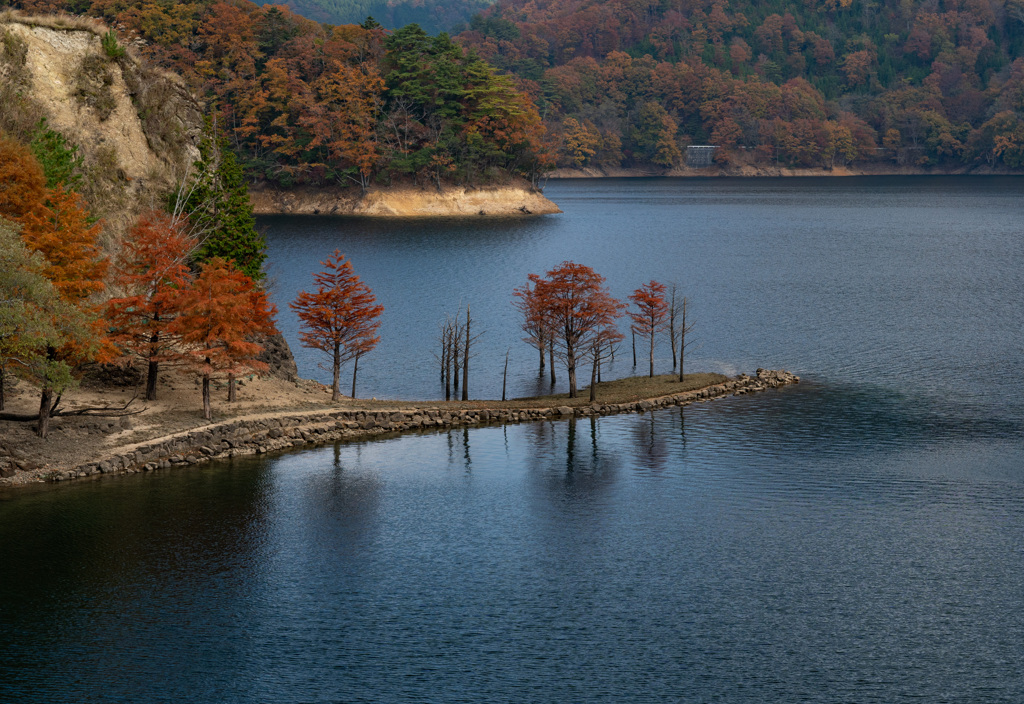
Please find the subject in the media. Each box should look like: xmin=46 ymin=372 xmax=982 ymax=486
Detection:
xmin=677 ymin=296 xmax=696 ymax=382
xmin=588 ymin=327 xmax=624 ymax=403
xmin=502 ymin=348 xmax=510 ymax=401
xmin=462 ymin=304 xmax=470 ymax=401
xmin=668 ymin=283 xmax=681 ymax=369
xmin=436 ymin=314 xmax=462 ymax=401
xmin=459 ymin=304 xmax=483 ymax=401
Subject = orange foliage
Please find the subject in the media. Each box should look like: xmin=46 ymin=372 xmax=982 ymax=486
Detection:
xmin=629 ymin=280 xmax=669 ymax=378
xmin=0 ymin=136 xmax=46 ymax=224
xmin=175 ymin=258 xmax=277 ymax=419
xmin=106 ymin=210 xmax=197 ymax=399
xmin=19 ymin=189 xmax=106 ymax=304
xmin=290 ymin=249 xmax=382 ymax=400
xmin=521 ymin=261 xmax=623 ymax=398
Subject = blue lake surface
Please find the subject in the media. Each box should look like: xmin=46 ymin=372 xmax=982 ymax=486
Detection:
xmin=2 ymin=177 xmax=1023 ymax=702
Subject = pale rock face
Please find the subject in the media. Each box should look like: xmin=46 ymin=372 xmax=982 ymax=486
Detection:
xmin=2 ymin=19 xmax=202 ymax=237
xmin=248 ymin=182 xmax=562 ymax=217
xmin=10 ymin=24 xmax=166 ymax=183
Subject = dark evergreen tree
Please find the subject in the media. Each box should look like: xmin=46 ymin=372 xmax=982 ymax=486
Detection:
xmin=183 ymin=123 xmax=267 ymax=281
xmin=29 ymin=120 xmax=83 ymax=192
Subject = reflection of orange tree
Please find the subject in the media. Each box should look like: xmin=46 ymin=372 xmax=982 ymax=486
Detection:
xmin=290 ymin=250 xmax=383 ymax=401
xmin=175 ymin=258 xmax=277 ymax=420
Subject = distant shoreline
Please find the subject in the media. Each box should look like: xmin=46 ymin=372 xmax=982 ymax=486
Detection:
xmin=548 ymin=163 xmax=1024 ymax=179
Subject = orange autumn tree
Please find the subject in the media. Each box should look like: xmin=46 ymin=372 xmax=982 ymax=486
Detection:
xmin=290 ymin=250 xmax=383 ymax=401
xmin=523 ymin=262 xmax=623 ymax=398
xmin=17 ymin=183 xmax=109 ymax=438
xmin=628 ymin=280 xmax=669 ymax=378
xmin=513 ymin=276 xmax=555 ymax=384
xmin=106 ymin=210 xmax=197 ymax=401
xmin=175 ymin=258 xmax=277 ymax=420
xmin=0 ymin=136 xmax=46 ymax=224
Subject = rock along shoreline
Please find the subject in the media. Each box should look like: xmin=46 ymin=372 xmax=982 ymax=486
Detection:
xmin=37 ymin=370 xmax=798 ymax=486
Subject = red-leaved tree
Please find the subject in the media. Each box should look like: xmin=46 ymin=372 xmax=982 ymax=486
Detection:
xmin=106 ymin=210 xmax=197 ymax=400
xmin=513 ymin=276 xmax=555 ymax=384
xmin=290 ymin=250 xmax=383 ymax=400
xmin=628 ymin=280 xmax=669 ymax=378
xmin=522 ymin=262 xmax=623 ymax=398
xmin=175 ymin=258 xmax=277 ymax=420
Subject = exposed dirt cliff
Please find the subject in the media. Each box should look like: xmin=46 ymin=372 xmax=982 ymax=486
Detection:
xmin=0 ymin=12 xmax=203 ymax=239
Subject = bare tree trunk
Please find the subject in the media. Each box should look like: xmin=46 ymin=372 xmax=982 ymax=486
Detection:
xmin=452 ymin=338 xmax=460 ymax=395
xmin=228 ymin=373 xmax=237 ymax=402
xmin=37 ymin=386 xmax=54 ymax=438
xmin=502 ymin=348 xmax=509 ymax=401
xmin=146 ymin=324 xmax=160 ymax=401
xmin=590 ymin=349 xmax=598 ymax=402
xmin=549 ymin=344 xmax=556 ymax=385
xmin=146 ymin=358 xmax=159 ymax=401
xmin=444 ymin=332 xmax=451 ymax=401
xmin=679 ymin=318 xmax=685 ymax=382
xmin=539 ymin=333 xmax=545 ymax=372
xmin=649 ymin=333 xmax=655 ymax=378
xmin=669 ymin=284 xmax=678 ymax=370
xmin=351 ymin=354 xmax=360 ymax=399
xmin=442 ymin=326 xmax=451 ymax=401
xmin=332 ymin=341 xmax=342 ymax=402
xmin=567 ymin=345 xmax=578 ymax=398
xmin=461 ymin=304 xmax=470 ymax=401
xmin=202 ymin=372 xmax=211 ymax=421
xmin=678 ymin=297 xmax=692 ymax=383
xmin=632 ymin=330 xmax=637 ymax=367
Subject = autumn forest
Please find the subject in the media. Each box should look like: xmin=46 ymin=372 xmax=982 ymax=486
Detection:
xmin=6 ymin=0 xmax=1024 ymax=175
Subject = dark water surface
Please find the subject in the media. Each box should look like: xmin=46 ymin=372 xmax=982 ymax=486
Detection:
xmin=3 ymin=177 xmax=1024 ymax=702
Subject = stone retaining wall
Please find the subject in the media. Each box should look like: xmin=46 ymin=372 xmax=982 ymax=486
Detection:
xmin=47 ymin=370 xmax=798 ymax=483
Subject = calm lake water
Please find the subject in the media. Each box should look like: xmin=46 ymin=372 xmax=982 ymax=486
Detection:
xmin=3 ymin=177 xmax=1024 ymax=702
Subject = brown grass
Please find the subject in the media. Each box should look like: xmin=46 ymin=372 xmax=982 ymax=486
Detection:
xmin=0 ymin=10 xmax=109 ymax=37
xmin=336 ymin=373 xmax=730 ymax=411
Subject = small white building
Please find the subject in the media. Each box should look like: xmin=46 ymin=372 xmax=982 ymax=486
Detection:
xmin=686 ymin=145 xmax=718 ymax=167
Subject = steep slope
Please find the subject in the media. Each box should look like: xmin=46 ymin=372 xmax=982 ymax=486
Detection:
xmin=0 ymin=12 xmax=203 ymax=238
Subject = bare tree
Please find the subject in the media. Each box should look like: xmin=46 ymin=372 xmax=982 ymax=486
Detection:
xmin=436 ymin=313 xmax=461 ymax=401
xmin=436 ymin=304 xmax=481 ymax=401
xmin=501 ymin=348 xmax=510 ymax=401
xmin=587 ymin=326 xmax=624 ymax=402
xmin=677 ymin=296 xmax=696 ymax=381
xmin=462 ymin=304 xmax=471 ymax=401
xmin=668 ymin=283 xmax=681 ymax=369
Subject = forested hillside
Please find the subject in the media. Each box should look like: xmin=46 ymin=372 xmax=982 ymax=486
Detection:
xmin=282 ymin=0 xmax=493 ymax=35
xmin=3 ymin=0 xmax=549 ymax=188
xmin=456 ymin=0 xmax=1024 ymax=170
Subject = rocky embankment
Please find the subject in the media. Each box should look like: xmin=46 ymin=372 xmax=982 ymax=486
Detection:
xmin=13 ymin=369 xmax=798 ymax=486
xmin=249 ymin=181 xmax=561 ymax=217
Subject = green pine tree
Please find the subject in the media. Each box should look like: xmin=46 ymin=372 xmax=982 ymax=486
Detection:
xmin=29 ymin=119 xmax=84 ymax=192
xmin=183 ymin=122 xmax=267 ymax=281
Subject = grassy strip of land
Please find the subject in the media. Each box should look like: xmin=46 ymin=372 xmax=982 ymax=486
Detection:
xmin=337 ymin=373 xmax=729 ymax=411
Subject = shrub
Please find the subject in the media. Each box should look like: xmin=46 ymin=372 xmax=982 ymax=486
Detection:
xmin=100 ymin=30 xmax=125 ymax=59
xmin=74 ymin=53 xmax=116 ymax=120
